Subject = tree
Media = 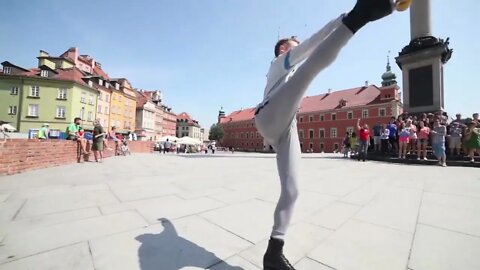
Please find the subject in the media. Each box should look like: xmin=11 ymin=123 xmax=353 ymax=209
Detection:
xmin=209 ymin=124 xmax=224 ymax=141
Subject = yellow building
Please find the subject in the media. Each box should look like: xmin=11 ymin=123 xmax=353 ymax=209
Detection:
xmin=109 ymin=78 xmax=136 ymax=133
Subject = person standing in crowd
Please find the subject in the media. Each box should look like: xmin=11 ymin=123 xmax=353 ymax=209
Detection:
xmin=398 ymin=123 xmax=410 ymax=159
xmin=372 ymin=121 xmax=382 ymax=152
xmin=109 ymin=126 xmax=121 ymax=155
xmin=381 ymin=124 xmax=390 ymax=154
xmin=406 ymin=119 xmax=417 ymax=157
xmin=448 ymin=122 xmax=463 ymax=156
xmin=464 ymin=119 xmax=480 ymax=163
xmin=163 ymin=139 xmax=172 ymax=154
xmin=92 ymin=119 xmax=106 ymax=163
xmin=431 ymin=118 xmax=447 ymax=167
xmin=416 ymin=121 xmax=430 ymax=160
xmin=350 ymin=131 xmax=358 ymax=156
xmin=38 ymin=123 xmax=50 ymax=139
xmin=356 ymin=119 xmax=369 ymax=162
xmin=387 ymin=117 xmax=398 ymax=154
xmin=343 ymin=132 xmax=351 ymax=158
xmin=473 ymin=113 xmax=480 ymax=127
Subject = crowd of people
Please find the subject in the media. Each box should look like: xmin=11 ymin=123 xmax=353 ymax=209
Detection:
xmin=343 ymin=112 xmax=480 ymax=166
xmin=65 ymin=117 xmax=131 ymax=163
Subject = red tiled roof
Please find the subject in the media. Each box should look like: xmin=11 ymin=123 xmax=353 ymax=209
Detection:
xmin=93 ymin=66 xmax=109 ymax=79
xmin=221 ymin=85 xmax=393 ymax=123
xmin=220 ymin=108 xmax=256 ymax=123
xmin=177 ymin=112 xmax=200 ymax=127
xmin=136 ymin=91 xmax=149 ymax=108
xmin=299 ymin=85 xmax=381 ymax=113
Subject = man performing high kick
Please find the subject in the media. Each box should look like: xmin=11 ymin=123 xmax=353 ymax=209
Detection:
xmin=254 ymin=0 xmax=408 ymax=269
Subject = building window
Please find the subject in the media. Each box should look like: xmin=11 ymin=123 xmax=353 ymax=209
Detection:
xmin=309 ymin=143 xmax=314 ymax=150
xmin=331 ymin=113 xmax=337 ymax=121
xmin=309 ymin=115 xmax=314 ymax=122
xmin=88 ymin=96 xmax=94 ymax=105
xmin=28 ymin=104 xmax=39 ymax=117
xmin=347 ymin=127 xmax=354 ymax=135
xmin=334 ymin=143 xmax=339 ymax=151
xmin=80 ymin=94 xmax=86 ymax=103
xmin=347 ymin=111 xmax=353 ymax=119
xmin=379 ymin=108 xmax=386 ymax=117
xmin=299 ymin=130 xmax=304 ymax=139
xmin=88 ymin=81 xmax=93 ymax=87
xmin=299 ymin=116 xmax=304 ymax=123
xmin=319 ymin=129 xmax=325 ymax=138
xmin=10 ymin=86 xmax=19 ymax=95
xmin=320 ymin=114 xmax=325 ymax=121
xmin=3 ymin=66 xmax=12 ymax=74
xmin=256 ymin=132 xmax=260 ymax=139
xmin=246 ymin=132 xmax=249 ymax=139
xmin=80 ymin=108 xmax=85 ymax=120
xmin=40 ymin=70 xmax=49 ymax=77
xmin=320 ymin=143 xmax=325 ymax=152
xmin=30 ymin=86 xmax=40 ymax=97
xmin=8 ymin=106 xmax=17 ymax=115
xmin=99 ymin=92 xmax=103 ymax=101
xmin=99 ymin=79 xmax=103 ymax=85
xmin=362 ymin=109 xmax=369 ymax=118
xmin=56 ymin=106 xmax=66 ymax=118
xmin=97 ymin=105 xmax=102 ymax=113
xmin=58 ymin=88 xmax=67 ymax=99
xmin=331 ymin=128 xmax=337 ymax=138
xmin=309 ymin=129 xmax=314 ymax=139
xmin=240 ymin=132 xmax=244 ymax=139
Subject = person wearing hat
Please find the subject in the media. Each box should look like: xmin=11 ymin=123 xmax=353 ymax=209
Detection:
xmin=464 ymin=119 xmax=480 ymax=163
xmin=38 ymin=123 xmax=50 ymax=140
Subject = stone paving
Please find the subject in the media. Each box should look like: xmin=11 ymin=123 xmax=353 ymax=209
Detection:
xmin=0 ymin=152 xmax=479 ymax=270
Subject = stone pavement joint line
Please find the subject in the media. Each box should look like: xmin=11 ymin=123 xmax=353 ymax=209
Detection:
xmin=0 ymin=153 xmax=478 ymax=270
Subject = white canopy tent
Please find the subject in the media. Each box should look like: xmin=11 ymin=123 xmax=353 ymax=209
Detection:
xmin=176 ymin=136 xmax=202 ymax=145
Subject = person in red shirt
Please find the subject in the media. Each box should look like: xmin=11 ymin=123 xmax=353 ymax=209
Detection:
xmin=357 ymin=119 xmax=370 ymax=161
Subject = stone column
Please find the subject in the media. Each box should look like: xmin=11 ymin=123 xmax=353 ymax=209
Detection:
xmin=395 ymin=0 xmax=452 ymax=114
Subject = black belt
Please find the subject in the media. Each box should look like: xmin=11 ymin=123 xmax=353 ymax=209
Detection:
xmin=254 ymin=100 xmax=269 ymax=116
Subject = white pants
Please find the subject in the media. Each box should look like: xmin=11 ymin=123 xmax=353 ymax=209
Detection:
xmin=255 ymin=21 xmax=352 ymax=240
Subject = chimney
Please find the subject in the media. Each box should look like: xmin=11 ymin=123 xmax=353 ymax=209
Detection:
xmin=39 ymin=50 xmax=49 ymax=57
xmin=328 ymin=88 xmax=332 ymax=94
xmin=365 ymin=80 xmax=369 ymax=87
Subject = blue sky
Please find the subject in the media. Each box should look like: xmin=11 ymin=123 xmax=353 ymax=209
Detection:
xmin=1 ymin=0 xmax=478 ymax=128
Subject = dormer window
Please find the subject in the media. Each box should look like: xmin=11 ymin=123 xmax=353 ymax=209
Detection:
xmin=115 ymin=83 xmax=119 ymax=90
xmin=105 ymin=82 xmax=110 ymax=88
xmin=99 ymin=79 xmax=103 ymax=85
xmin=339 ymin=99 xmax=347 ymax=107
xmin=88 ymin=80 xmax=93 ymax=87
xmin=40 ymin=70 xmax=49 ymax=77
xmin=3 ymin=66 xmax=12 ymax=74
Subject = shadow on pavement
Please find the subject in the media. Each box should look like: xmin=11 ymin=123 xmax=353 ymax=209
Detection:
xmin=135 ymin=218 xmax=244 ymax=270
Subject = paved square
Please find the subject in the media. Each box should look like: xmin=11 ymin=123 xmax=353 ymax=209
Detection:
xmin=0 ymin=153 xmax=479 ymax=270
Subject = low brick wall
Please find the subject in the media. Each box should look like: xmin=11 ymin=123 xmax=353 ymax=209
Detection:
xmin=0 ymin=139 xmax=154 ymax=176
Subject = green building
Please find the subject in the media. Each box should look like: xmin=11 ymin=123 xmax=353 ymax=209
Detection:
xmin=0 ymin=50 xmax=99 ymax=133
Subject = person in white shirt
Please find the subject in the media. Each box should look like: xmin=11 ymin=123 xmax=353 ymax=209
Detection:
xmin=254 ymin=0 xmax=397 ymax=268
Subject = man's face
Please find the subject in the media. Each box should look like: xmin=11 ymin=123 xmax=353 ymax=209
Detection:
xmin=279 ymin=40 xmax=300 ymax=55
xmin=75 ymin=119 xmax=81 ymax=125
xmin=474 ymin=113 xmax=479 ymax=120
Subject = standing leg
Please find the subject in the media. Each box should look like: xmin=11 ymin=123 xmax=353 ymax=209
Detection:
xmin=270 ymin=121 xmax=300 ymax=240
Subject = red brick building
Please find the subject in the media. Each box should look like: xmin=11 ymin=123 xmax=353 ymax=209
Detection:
xmin=218 ymin=64 xmax=403 ymax=153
